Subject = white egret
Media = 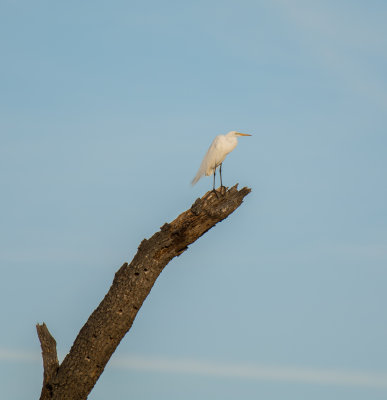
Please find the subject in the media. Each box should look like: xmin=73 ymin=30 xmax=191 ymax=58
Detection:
xmin=191 ymin=131 xmax=252 ymax=192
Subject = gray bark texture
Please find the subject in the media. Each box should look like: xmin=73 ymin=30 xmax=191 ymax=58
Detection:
xmin=36 ymin=185 xmax=251 ymax=400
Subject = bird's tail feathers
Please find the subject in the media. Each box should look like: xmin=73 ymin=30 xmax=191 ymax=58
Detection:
xmin=191 ymin=171 xmax=203 ymax=186
xmin=191 ymin=155 xmax=210 ymax=185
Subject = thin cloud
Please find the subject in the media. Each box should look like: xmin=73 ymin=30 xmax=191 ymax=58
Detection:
xmin=2 ymin=348 xmax=386 ymax=388
xmin=111 ymin=355 xmax=387 ymax=388
xmin=0 ymin=348 xmax=40 ymax=363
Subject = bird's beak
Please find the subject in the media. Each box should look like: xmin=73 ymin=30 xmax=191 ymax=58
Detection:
xmin=236 ymin=132 xmax=252 ymax=136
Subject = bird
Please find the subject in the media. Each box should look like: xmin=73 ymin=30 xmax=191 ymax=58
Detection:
xmin=191 ymin=130 xmax=251 ymax=192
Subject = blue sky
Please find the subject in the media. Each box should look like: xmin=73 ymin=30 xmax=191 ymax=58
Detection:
xmin=1 ymin=1 xmax=387 ymax=399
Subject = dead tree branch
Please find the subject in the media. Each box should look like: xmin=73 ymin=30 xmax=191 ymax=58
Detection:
xmin=36 ymin=323 xmax=59 ymax=399
xmin=37 ymin=185 xmax=251 ymax=400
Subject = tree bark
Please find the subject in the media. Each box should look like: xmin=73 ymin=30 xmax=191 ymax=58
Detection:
xmin=36 ymin=323 xmax=59 ymax=399
xmin=37 ymin=185 xmax=251 ymax=400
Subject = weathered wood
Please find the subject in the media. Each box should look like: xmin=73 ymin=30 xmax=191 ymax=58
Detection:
xmin=36 ymin=323 xmax=59 ymax=399
xmin=38 ymin=185 xmax=251 ymax=400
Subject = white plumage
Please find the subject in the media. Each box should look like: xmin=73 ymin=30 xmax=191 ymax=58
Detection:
xmin=192 ymin=130 xmax=251 ymax=188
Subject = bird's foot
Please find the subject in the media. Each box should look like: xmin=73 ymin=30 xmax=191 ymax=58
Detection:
xmin=219 ymin=185 xmax=226 ymax=195
xmin=212 ymin=189 xmax=220 ymax=199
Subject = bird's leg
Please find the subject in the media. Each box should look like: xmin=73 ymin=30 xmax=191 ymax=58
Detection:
xmin=219 ymin=163 xmax=225 ymax=194
xmin=212 ymin=166 xmax=219 ymax=198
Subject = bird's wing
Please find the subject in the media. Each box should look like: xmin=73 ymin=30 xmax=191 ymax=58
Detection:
xmin=191 ymin=136 xmax=222 ymax=185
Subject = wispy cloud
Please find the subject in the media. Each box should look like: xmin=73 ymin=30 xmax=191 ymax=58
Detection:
xmin=2 ymin=348 xmax=386 ymax=388
xmin=110 ymin=355 xmax=387 ymax=388
xmin=0 ymin=348 xmax=40 ymax=363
